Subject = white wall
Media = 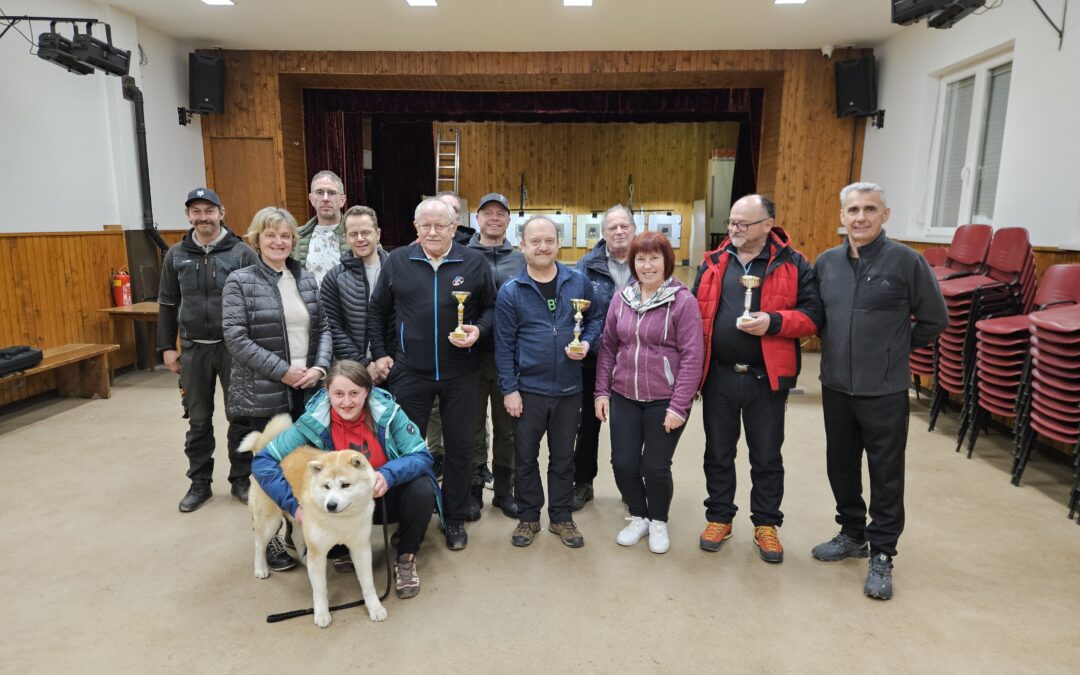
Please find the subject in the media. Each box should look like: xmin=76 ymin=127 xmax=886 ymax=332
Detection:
xmin=862 ymin=0 xmax=1080 ymax=248
xmin=0 ymin=1 xmax=204 ymax=232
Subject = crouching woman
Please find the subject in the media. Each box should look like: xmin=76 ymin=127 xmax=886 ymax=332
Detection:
xmin=251 ymin=360 xmax=440 ymax=599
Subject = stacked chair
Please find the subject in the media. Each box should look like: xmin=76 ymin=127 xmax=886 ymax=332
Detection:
xmin=1010 ymin=303 xmax=1080 ymax=500
xmin=927 ymin=227 xmax=1036 ymax=431
xmin=911 ymin=225 xmax=994 ymax=395
xmin=958 ymin=264 xmax=1080 ymax=459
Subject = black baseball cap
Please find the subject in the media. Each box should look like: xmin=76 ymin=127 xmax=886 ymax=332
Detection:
xmin=185 ymin=187 xmax=222 ymax=208
xmin=477 ymin=192 xmax=510 ymax=212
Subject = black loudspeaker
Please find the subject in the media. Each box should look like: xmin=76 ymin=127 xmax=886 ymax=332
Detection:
xmin=835 ymin=56 xmax=877 ymax=118
xmin=189 ymin=53 xmax=225 ymax=114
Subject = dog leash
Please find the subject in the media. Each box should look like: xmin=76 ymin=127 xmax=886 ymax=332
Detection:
xmin=266 ymin=499 xmax=393 ymax=623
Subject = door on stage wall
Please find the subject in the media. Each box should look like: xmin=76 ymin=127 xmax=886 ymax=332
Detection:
xmin=210 ymin=138 xmax=279 ymax=233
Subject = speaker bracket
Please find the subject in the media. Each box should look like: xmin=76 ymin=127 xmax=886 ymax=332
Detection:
xmin=177 ymin=107 xmax=204 ymax=127
xmin=872 ymin=109 xmax=885 ymax=129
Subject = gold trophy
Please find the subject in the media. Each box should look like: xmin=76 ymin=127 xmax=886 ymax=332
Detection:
xmin=568 ymin=298 xmax=592 ymax=353
xmin=449 ymin=291 xmax=471 ymax=340
xmin=737 ymin=275 xmax=761 ymax=327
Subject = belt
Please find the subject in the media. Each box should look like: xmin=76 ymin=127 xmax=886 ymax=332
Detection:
xmin=712 ymin=361 xmax=756 ymax=374
xmin=733 ymin=363 xmax=750 ymax=374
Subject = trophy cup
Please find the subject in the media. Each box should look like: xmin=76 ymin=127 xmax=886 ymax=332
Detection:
xmin=450 ymin=291 xmax=471 ymax=340
xmin=736 ymin=275 xmax=761 ymax=327
xmin=567 ymin=299 xmax=592 ymax=353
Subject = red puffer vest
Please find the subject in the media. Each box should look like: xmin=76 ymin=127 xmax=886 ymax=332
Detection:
xmin=695 ymin=227 xmax=817 ymax=392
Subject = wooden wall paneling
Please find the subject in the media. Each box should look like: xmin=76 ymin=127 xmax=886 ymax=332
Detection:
xmin=279 ymin=76 xmax=308 ymax=224
xmin=0 ymin=232 xmax=136 ymax=406
xmin=209 ymin=138 xmax=280 ymax=235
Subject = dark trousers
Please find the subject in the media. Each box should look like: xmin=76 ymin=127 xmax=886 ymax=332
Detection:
xmin=821 ymin=386 xmax=909 ymax=557
xmin=512 ymin=392 xmax=580 ymax=523
xmin=389 ymin=370 xmax=478 ymax=523
xmin=702 ymin=364 xmax=787 ymax=526
xmin=179 ymin=342 xmax=248 ymax=484
xmin=374 ymin=476 xmax=436 ymax=557
xmin=609 ymin=393 xmax=685 ymax=522
xmin=472 ymin=351 xmax=514 ymax=490
xmin=573 ymin=362 xmax=602 ymax=485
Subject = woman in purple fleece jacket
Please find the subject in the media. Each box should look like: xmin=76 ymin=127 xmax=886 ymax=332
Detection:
xmin=594 ymin=232 xmax=705 ymax=554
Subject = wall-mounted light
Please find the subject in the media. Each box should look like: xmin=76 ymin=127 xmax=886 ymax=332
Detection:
xmin=406 ymin=0 xmax=438 ymax=6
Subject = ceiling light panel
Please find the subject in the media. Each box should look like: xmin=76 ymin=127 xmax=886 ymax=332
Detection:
xmin=774 ymin=1 xmax=808 ymax=4
xmin=201 ymin=0 xmax=235 ymax=6
xmin=564 ymin=0 xmax=593 ymax=6
xmin=407 ymin=0 xmax=438 ymax=6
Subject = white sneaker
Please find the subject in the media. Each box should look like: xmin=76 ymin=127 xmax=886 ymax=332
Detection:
xmin=616 ymin=516 xmax=650 ymax=546
xmin=648 ymin=520 xmax=670 ymax=554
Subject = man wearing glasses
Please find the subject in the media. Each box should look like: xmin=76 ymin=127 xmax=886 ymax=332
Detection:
xmin=295 ymin=170 xmax=349 ymax=284
xmin=692 ymin=194 xmax=821 ymax=564
xmin=367 ymin=198 xmax=497 ymax=550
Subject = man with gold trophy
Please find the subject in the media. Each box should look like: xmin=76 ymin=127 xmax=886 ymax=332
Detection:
xmin=367 ymin=198 xmax=497 ymax=552
xmin=692 ymin=194 xmax=822 ymax=564
xmin=494 ymin=216 xmax=600 ymax=549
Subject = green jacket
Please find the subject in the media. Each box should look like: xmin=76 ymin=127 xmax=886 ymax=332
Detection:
xmin=293 ymin=216 xmax=349 ymax=266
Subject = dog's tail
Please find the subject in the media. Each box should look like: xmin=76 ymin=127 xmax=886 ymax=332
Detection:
xmin=238 ymin=413 xmax=294 ymax=456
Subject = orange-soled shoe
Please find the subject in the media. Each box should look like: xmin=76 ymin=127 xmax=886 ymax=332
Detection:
xmin=753 ymin=525 xmax=784 ymax=563
xmin=699 ymin=522 xmax=733 ymax=552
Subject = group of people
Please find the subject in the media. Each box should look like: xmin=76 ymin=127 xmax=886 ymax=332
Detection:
xmin=160 ymin=172 xmax=946 ymax=602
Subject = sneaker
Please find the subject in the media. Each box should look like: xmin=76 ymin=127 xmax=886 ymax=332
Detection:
xmin=511 ymin=520 xmax=542 ymax=547
xmin=571 ymin=483 xmax=594 ymax=512
xmin=230 ymin=480 xmax=249 ymax=505
xmin=444 ymin=520 xmax=468 ymax=550
xmin=178 ymin=480 xmax=211 ymax=513
xmin=811 ymin=532 xmax=870 ymax=562
xmin=481 ymin=465 xmax=495 ymax=491
xmin=395 ymin=554 xmax=420 ymax=599
xmin=466 ymin=485 xmax=483 ymax=522
xmin=266 ymin=536 xmax=296 ymax=572
xmin=332 ymin=555 xmax=355 ymax=574
xmin=699 ymin=522 xmax=733 ymax=552
xmin=616 ymin=516 xmax=650 ymax=547
xmin=648 ymin=520 xmax=670 ymax=554
xmin=753 ymin=525 xmax=784 ymax=563
xmin=864 ymin=553 xmax=894 ymax=600
xmin=548 ymin=520 xmax=585 ymax=548
xmin=492 ymin=493 xmax=519 ymax=518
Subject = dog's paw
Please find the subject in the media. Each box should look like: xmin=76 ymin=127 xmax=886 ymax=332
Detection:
xmin=367 ymin=603 xmax=387 ymax=622
xmin=314 ymin=611 xmax=332 ymax=628
xmin=254 ymin=563 xmax=270 ymax=579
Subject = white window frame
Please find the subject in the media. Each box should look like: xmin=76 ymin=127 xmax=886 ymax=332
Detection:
xmin=923 ymin=50 xmax=1013 ymax=237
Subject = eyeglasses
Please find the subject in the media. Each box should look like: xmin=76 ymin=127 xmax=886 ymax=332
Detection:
xmin=311 ymin=189 xmax=341 ymax=199
xmin=728 ymin=217 xmax=771 ymax=232
xmin=417 ymin=223 xmax=452 ymax=233
xmin=346 ymin=230 xmax=378 ymax=240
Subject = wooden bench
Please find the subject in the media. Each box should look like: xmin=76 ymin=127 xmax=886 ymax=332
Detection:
xmin=0 ymin=343 xmax=120 ymax=400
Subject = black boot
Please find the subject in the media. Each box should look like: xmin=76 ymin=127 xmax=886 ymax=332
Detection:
xmin=230 ymin=480 xmax=249 ymax=505
xmin=179 ymin=480 xmax=211 ymax=513
xmin=492 ymin=466 xmax=518 ymax=518
xmin=466 ymin=483 xmax=483 ymax=522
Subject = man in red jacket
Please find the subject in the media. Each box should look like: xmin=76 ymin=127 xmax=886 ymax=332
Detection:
xmin=692 ymin=194 xmax=822 ymax=563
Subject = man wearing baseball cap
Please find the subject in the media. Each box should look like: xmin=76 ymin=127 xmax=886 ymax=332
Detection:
xmin=158 ymin=188 xmax=266 ymax=522
xmin=467 ymin=192 xmax=525 ymax=520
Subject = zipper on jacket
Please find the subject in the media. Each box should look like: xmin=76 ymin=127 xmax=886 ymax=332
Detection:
xmin=432 ymin=272 xmax=440 ymax=381
xmin=203 ymin=254 xmax=211 ymax=336
xmin=847 ymin=259 xmax=858 ymax=395
xmin=633 ymin=311 xmax=644 ymax=401
xmin=400 ymin=322 xmax=406 ymax=354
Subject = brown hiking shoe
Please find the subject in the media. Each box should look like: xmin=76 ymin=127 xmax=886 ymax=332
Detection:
xmin=699 ymin=522 xmax=733 ymax=552
xmin=511 ymin=521 xmax=541 ymax=547
xmin=753 ymin=525 xmax=784 ymax=563
xmin=395 ymin=554 xmax=420 ymax=599
xmin=548 ymin=520 xmax=585 ymax=548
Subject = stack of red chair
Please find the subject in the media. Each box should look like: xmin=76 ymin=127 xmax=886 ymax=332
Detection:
xmin=911 ymin=226 xmax=993 ymax=395
xmin=1011 ymin=304 xmax=1080 ymax=498
xmin=960 ymin=265 xmax=1080 ymax=458
xmin=928 ymin=227 xmax=1036 ymax=431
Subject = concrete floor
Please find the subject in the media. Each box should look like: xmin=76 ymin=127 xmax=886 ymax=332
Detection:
xmin=1 ymin=353 xmax=1078 ymax=674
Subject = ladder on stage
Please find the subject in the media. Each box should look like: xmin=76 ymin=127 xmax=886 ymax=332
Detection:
xmin=435 ymin=127 xmax=460 ymax=195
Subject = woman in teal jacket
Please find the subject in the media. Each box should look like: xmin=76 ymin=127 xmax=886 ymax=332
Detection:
xmin=252 ymin=360 xmax=440 ymax=599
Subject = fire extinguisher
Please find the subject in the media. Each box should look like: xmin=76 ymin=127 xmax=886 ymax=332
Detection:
xmin=112 ymin=268 xmax=132 ymax=307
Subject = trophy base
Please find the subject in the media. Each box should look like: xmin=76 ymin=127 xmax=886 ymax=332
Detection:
xmin=567 ymin=343 xmax=585 ymax=354
xmin=449 ymin=330 xmax=467 ymax=341
xmin=736 ymin=316 xmax=754 ymax=328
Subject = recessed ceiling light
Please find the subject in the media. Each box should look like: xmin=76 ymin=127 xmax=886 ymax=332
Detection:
xmin=775 ymin=0 xmax=808 ymax=4
xmin=201 ymin=0 xmax=235 ymax=5
xmin=564 ymin=0 xmax=593 ymax=6
xmin=406 ymin=0 xmax=438 ymax=6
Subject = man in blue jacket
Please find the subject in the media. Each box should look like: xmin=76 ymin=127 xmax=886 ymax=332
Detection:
xmin=495 ymin=217 xmax=601 ymax=548
xmin=367 ymin=198 xmax=496 ymax=551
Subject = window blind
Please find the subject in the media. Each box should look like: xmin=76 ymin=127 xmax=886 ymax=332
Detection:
xmin=972 ymin=63 xmax=1012 ymax=223
xmin=932 ymin=76 xmax=975 ymax=229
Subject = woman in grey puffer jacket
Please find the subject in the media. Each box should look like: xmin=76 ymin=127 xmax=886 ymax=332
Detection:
xmin=223 ymin=207 xmax=332 ymax=426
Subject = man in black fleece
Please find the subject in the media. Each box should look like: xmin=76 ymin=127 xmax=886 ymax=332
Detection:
xmin=367 ymin=198 xmax=496 ymax=550
xmin=811 ymin=182 xmax=947 ymax=601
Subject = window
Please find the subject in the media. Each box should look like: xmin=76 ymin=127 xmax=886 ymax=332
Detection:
xmin=926 ymin=55 xmax=1012 ymax=233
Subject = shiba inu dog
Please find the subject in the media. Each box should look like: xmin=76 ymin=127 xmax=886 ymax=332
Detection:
xmin=245 ymin=414 xmax=386 ymax=627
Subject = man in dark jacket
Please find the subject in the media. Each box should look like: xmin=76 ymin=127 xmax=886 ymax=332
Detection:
xmin=811 ymin=182 xmax=947 ymax=600
xmin=692 ymin=194 xmax=822 ymax=563
xmin=496 ymin=216 xmax=600 ymax=548
xmin=158 ymin=187 xmax=258 ymax=513
xmin=571 ymin=204 xmax=633 ymax=510
xmin=367 ymin=198 xmax=497 ymax=550
xmin=467 ymin=192 xmax=525 ymax=519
